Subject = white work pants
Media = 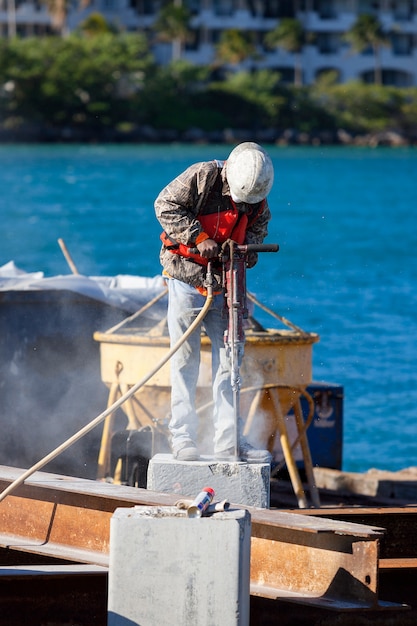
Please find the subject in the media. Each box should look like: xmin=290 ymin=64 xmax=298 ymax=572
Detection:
xmin=167 ymin=278 xmax=236 ymax=455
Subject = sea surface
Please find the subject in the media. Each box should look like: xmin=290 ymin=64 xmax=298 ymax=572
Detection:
xmin=1 ymin=144 xmax=416 ymax=473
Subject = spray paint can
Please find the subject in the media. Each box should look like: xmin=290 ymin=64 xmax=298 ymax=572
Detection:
xmin=187 ymin=487 xmax=215 ymax=518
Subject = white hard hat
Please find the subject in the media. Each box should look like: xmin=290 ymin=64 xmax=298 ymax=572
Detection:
xmin=226 ymin=142 xmax=274 ymax=204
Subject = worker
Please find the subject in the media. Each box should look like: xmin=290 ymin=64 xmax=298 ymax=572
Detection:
xmin=154 ymin=142 xmax=274 ymax=462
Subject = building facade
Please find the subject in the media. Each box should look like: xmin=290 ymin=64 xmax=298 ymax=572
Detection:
xmin=1 ymin=0 xmax=417 ymax=86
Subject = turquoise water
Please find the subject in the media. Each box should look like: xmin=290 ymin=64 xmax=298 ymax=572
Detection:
xmin=1 ymin=144 xmax=417 ymax=473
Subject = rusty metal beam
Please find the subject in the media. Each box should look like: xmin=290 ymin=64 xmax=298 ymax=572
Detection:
xmin=0 ymin=563 xmax=108 ymax=626
xmin=0 ymin=466 xmax=178 ymax=565
xmin=0 ymin=466 xmax=408 ymax=612
xmin=250 ymin=511 xmax=385 ymax=609
xmin=287 ymin=507 xmax=417 ymax=559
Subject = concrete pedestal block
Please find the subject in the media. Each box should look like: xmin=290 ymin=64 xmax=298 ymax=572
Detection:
xmin=108 ymin=506 xmax=251 ymax=626
xmin=147 ymin=453 xmax=270 ymax=508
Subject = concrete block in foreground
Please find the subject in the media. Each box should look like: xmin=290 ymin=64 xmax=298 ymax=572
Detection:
xmin=147 ymin=453 xmax=270 ymax=508
xmin=108 ymin=506 xmax=251 ymax=626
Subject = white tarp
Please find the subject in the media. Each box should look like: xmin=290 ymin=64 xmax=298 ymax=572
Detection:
xmin=0 ymin=261 xmax=167 ymax=313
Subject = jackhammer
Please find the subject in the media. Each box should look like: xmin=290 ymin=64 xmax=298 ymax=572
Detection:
xmin=221 ymin=241 xmax=279 ymax=460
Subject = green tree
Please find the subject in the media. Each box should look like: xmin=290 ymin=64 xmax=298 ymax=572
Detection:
xmin=399 ymin=88 xmax=417 ymax=138
xmin=215 ymin=29 xmax=258 ymax=68
xmin=310 ymin=80 xmax=404 ymax=133
xmin=78 ymin=12 xmax=116 ymax=37
xmin=153 ymin=1 xmax=192 ymax=62
xmin=0 ymin=34 xmax=154 ymax=132
xmin=139 ymin=60 xmax=216 ymax=130
xmin=264 ymin=18 xmax=306 ymax=86
xmin=344 ymin=14 xmax=389 ymax=85
xmin=210 ymin=69 xmax=283 ymax=127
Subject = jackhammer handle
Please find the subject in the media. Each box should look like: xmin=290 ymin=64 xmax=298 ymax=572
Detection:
xmin=236 ymin=243 xmax=279 ymax=253
xmin=190 ymin=242 xmax=279 ymax=256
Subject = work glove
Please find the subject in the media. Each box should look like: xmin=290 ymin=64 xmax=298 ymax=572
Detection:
xmin=197 ymin=238 xmax=219 ymax=259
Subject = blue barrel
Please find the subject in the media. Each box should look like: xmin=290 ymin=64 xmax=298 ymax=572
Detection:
xmin=299 ymin=382 xmax=344 ymax=470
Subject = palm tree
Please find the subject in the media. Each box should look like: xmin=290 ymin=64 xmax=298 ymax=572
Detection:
xmin=215 ymin=28 xmax=258 ymax=68
xmin=43 ymin=0 xmax=70 ymax=35
xmin=264 ymin=18 xmax=305 ymax=86
xmin=43 ymin=0 xmax=91 ymax=36
xmin=153 ymin=0 xmax=192 ymax=62
xmin=6 ymin=0 xmax=16 ymax=38
xmin=344 ymin=14 xmax=389 ymax=85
